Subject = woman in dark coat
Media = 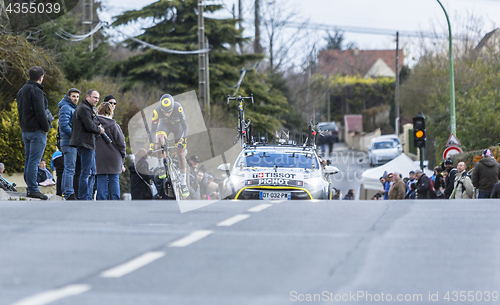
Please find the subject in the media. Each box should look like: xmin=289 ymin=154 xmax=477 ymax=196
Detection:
xmin=94 ymin=102 xmax=126 ymax=200
xmin=129 ymin=148 xmax=153 ymax=200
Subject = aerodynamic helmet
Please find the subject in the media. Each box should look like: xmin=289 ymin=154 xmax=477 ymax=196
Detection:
xmin=160 ymin=94 xmax=174 ymax=113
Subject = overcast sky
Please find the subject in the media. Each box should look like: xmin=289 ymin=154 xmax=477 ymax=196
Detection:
xmin=99 ymin=0 xmax=500 ymax=64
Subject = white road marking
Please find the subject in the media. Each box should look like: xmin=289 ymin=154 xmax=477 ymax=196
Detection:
xmin=217 ymin=214 xmax=250 ymax=227
xmin=12 ymin=284 xmax=90 ymax=305
xmin=100 ymin=251 xmax=165 ymax=278
xmin=168 ymin=230 xmax=214 ymax=247
xmin=248 ymin=204 xmax=272 ymax=212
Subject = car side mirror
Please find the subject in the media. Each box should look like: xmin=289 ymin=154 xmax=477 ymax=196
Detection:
xmin=217 ymin=163 xmax=231 ymax=171
xmin=367 ymin=145 xmax=371 ymax=151
xmin=324 ymin=165 xmax=339 ymax=175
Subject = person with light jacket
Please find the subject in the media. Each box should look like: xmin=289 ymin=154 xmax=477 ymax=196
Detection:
xmin=451 ymin=162 xmax=473 ymax=199
xmin=94 ymin=102 xmax=126 ymax=200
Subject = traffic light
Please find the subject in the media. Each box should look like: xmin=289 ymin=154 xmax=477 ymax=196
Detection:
xmin=413 ymin=116 xmax=426 ymax=148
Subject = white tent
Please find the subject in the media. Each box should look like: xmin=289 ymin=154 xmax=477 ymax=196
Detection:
xmin=360 ymin=153 xmax=434 ymax=191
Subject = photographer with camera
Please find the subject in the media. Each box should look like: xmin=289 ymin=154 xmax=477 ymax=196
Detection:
xmin=94 ymin=102 xmax=126 ymax=200
xmin=70 ymin=89 xmax=105 ymax=200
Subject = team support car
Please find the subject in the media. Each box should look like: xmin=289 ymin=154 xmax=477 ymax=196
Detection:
xmin=218 ymin=145 xmax=339 ymax=200
xmin=367 ymin=134 xmax=403 ymax=166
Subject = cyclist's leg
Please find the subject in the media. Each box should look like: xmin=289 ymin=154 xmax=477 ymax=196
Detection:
xmin=155 ymin=121 xmax=171 ymax=179
xmin=172 ymin=126 xmax=186 ymax=172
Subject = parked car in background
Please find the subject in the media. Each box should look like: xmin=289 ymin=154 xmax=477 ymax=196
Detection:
xmin=368 ymin=135 xmax=403 ymax=167
xmin=317 ymin=122 xmax=339 ymax=143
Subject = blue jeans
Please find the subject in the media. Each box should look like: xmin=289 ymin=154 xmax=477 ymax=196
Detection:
xmin=77 ymin=147 xmax=96 ymax=200
xmin=61 ymin=145 xmax=77 ymax=198
xmin=478 ymin=191 xmax=492 ymax=199
xmin=96 ymin=174 xmax=120 ymax=200
xmin=22 ymin=130 xmax=47 ymax=193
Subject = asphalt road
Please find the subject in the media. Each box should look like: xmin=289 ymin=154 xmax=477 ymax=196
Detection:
xmin=1 ymin=199 xmax=500 ymax=305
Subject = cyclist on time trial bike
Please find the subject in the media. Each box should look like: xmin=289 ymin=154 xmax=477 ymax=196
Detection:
xmin=148 ymin=94 xmax=189 ymax=198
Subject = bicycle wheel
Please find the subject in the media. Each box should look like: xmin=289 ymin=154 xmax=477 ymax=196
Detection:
xmin=166 ymin=158 xmax=182 ymax=200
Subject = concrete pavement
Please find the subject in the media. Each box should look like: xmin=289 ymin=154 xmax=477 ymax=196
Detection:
xmin=1 ymin=199 xmax=500 ymax=304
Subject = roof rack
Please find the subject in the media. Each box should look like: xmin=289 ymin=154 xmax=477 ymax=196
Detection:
xmin=245 ymin=119 xmax=319 ymax=150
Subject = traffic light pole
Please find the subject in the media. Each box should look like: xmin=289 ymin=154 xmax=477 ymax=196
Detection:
xmin=419 ymin=147 xmax=424 ymax=171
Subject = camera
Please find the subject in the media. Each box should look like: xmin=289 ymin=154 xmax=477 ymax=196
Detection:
xmin=99 ymin=132 xmax=113 ymax=145
xmin=93 ymin=113 xmax=112 ymax=145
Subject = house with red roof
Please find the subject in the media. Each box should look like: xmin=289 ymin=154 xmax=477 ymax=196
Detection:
xmin=473 ymin=29 xmax=499 ymax=55
xmin=318 ymin=48 xmax=404 ymax=78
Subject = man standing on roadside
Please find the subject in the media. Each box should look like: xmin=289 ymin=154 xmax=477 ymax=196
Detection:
xmin=472 ymin=149 xmax=500 ymax=198
xmin=58 ymin=88 xmax=81 ymax=200
xmin=451 ymin=162 xmax=473 ymax=199
xmin=16 ymin=66 xmax=51 ymax=200
xmin=70 ymin=89 xmax=104 ymax=200
xmin=406 ymin=171 xmax=417 ymax=196
xmin=383 ymin=173 xmax=393 ymax=200
xmin=389 ymin=171 xmax=406 ymax=199
xmin=415 ymin=169 xmax=431 ymax=199
xmin=443 ymin=158 xmax=457 ymax=199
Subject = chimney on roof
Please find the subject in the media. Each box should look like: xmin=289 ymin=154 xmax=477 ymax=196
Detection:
xmin=354 ymin=48 xmax=360 ymax=56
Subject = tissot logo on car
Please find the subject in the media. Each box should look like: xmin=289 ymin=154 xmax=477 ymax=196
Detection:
xmin=252 ymin=172 xmax=297 ymax=179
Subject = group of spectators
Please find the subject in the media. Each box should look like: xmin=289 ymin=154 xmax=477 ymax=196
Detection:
xmin=373 ymin=149 xmax=500 ymax=200
xmin=17 ymin=66 xmax=126 ymax=200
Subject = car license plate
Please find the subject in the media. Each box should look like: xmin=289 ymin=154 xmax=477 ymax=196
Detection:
xmin=259 ymin=191 xmax=291 ymax=200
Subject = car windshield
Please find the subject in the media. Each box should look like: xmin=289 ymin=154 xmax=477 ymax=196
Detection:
xmin=240 ymin=151 xmax=319 ymax=168
xmin=319 ymin=123 xmax=337 ymax=131
xmin=373 ymin=141 xmax=395 ymax=149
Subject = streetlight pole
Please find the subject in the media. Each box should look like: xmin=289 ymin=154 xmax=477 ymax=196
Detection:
xmin=198 ymin=0 xmax=206 ymax=115
xmin=436 ymin=0 xmax=456 ymax=136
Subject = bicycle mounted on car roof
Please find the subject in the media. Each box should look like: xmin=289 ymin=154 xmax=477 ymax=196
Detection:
xmin=227 ymin=95 xmax=254 ymax=149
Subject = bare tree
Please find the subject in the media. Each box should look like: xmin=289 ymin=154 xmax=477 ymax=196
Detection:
xmin=261 ymin=0 xmax=309 ymax=72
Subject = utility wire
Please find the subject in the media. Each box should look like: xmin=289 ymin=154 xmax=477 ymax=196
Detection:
xmin=54 ymin=21 xmax=211 ymax=54
xmin=55 ymin=21 xmax=108 ymax=41
xmin=115 ymin=29 xmax=211 ymax=54
xmin=241 ymin=19 xmax=468 ymax=40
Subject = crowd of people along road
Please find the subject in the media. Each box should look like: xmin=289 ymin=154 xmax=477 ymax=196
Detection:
xmin=373 ymin=150 xmax=500 ymax=200
xmin=11 ymin=66 xmax=500 ymax=201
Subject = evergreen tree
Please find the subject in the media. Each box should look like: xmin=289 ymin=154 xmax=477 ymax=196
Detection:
xmin=324 ymin=29 xmax=357 ymax=51
xmin=111 ymin=0 xmax=289 ymax=133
